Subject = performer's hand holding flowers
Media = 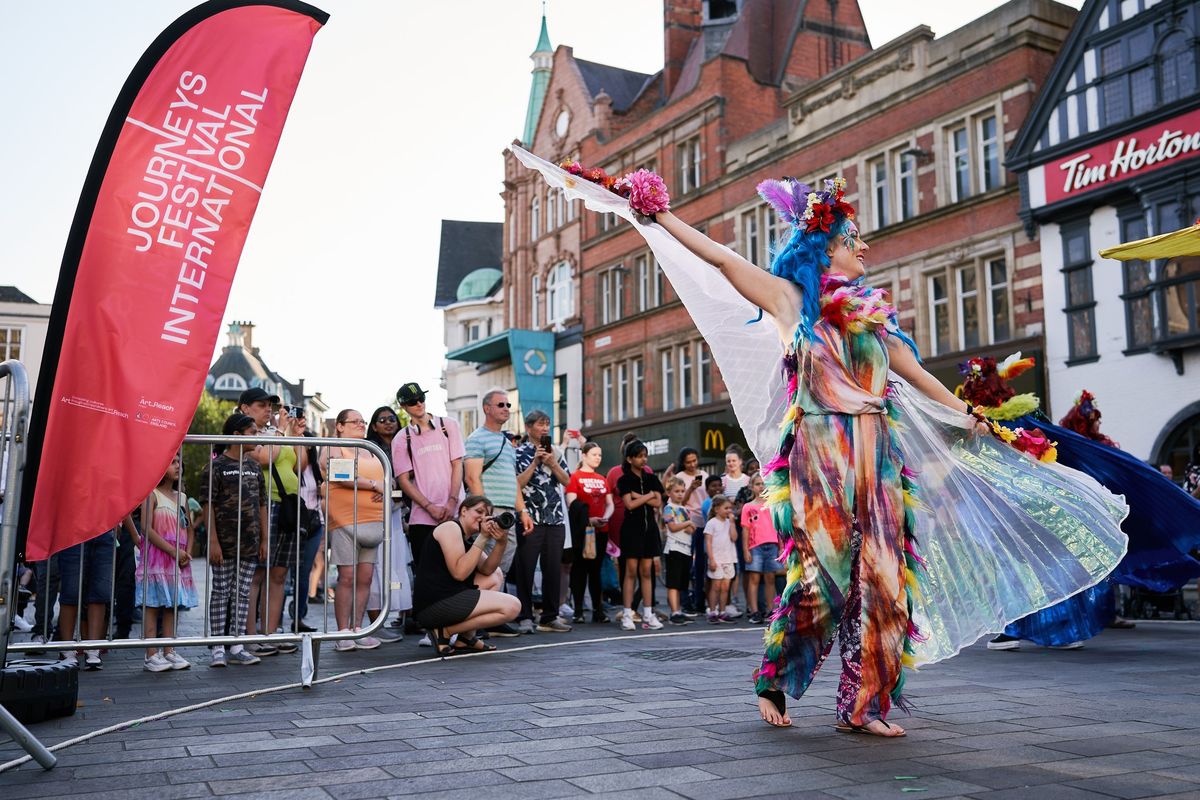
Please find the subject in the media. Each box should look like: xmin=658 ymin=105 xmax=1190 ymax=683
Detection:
xmin=560 ymin=160 xmax=670 ymax=218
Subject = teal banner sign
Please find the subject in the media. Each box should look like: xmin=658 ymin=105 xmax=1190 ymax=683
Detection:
xmin=508 ymin=329 xmax=557 ymax=428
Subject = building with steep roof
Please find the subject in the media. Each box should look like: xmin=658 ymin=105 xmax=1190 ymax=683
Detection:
xmin=450 ymin=14 xmax=585 ymax=442
xmin=0 ymin=286 xmax=50 ymax=397
xmin=1008 ymin=0 xmax=1200 ymax=465
xmin=437 ymin=221 xmax=508 ymax=435
xmin=503 ymin=0 xmax=1072 ymax=470
xmin=205 ymin=321 xmax=327 ymax=430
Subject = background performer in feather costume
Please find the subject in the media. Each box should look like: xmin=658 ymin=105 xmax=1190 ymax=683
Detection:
xmin=511 ymin=146 xmax=1128 ymax=743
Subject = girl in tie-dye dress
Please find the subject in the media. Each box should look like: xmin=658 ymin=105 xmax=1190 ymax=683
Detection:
xmin=512 ymin=147 xmax=1129 ymax=741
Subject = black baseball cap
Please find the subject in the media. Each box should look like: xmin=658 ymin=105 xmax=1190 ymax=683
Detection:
xmin=396 ymin=382 xmax=427 ymax=405
xmin=238 ymin=387 xmax=280 ymax=406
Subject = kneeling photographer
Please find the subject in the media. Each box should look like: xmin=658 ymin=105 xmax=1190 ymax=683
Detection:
xmin=410 ymin=496 xmax=520 ymax=655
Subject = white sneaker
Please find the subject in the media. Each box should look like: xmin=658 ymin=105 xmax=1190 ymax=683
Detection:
xmin=333 ymin=629 xmax=357 ymax=651
xmin=620 ymin=609 xmax=636 ymax=631
xmin=209 ymin=649 xmax=227 ymax=668
xmin=11 ymin=614 xmax=32 ymax=632
xmin=164 ymin=651 xmax=191 ymax=670
xmin=559 ymin=603 xmax=575 ymax=619
xmin=354 ymin=635 xmax=382 ymax=650
xmin=59 ymin=651 xmax=78 ymax=668
xmin=84 ymin=650 xmax=102 ymax=670
xmin=642 ymin=609 xmax=664 ymax=630
xmin=144 ymin=653 xmax=172 ymax=672
xmin=723 ymin=604 xmax=743 ymax=619
xmin=418 ymin=633 xmax=432 ymax=647
xmin=517 ymin=619 xmax=536 ymax=634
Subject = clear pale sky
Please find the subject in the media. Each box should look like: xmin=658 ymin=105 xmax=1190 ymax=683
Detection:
xmin=0 ymin=0 xmax=1084 ymax=417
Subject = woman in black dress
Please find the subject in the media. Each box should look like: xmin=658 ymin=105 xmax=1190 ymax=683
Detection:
xmin=411 ymin=496 xmax=519 ymax=655
xmin=616 ymin=441 xmax=665 ymax=632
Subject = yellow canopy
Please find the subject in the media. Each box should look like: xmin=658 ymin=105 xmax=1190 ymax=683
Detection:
xmin=1099 ymin=223 xmax=1200 ymax=261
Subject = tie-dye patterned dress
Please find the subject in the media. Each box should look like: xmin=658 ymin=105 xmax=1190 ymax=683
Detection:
xmin=755 ymin=274 xmax=920 ymax=726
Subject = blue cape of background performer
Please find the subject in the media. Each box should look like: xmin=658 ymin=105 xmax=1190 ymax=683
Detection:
xmin=1004 ymin=412 xmax=1200 ymax=646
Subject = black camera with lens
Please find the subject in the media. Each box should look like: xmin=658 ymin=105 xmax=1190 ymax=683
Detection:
xmin=490 ymin=511 xmax=516 ymax=530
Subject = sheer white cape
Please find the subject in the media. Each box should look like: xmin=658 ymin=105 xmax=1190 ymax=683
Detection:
xmin=512 ymin=146 xmax=1129 ymax=666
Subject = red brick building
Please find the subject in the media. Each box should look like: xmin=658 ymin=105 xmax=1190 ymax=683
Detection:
xmin=505 ymin=0 xmax=1076 ymax=469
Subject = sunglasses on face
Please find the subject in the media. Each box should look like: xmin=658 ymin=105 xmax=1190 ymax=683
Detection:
xmin=342 ymin=419 xmax=367 ymax=426
xmin=376 ymin=416 xmax=399 ymax=424
xmin=400 ymin=397 xmax=425 ymax=407
xmin=491 ymin=402 xmax=512 ymax=408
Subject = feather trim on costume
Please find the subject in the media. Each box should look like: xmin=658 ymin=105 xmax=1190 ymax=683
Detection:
xmin=977 ymin=392 xmax=1040 ymax=421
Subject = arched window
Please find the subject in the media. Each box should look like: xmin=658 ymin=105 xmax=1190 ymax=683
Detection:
xmin=214 ymin=373 xmax=247 ymax=392
xmin=546 ymin=188 xmax=556 ymax=231
xmin=547 ymin=261 xmax=573 ymax=324
xmin=531 ymin=274 xmax=541 ymax=329
xmin=531 ymin=196 xmax=540 ymax=241
xmin=1160 ymin=30 xmax=1197 ymax=105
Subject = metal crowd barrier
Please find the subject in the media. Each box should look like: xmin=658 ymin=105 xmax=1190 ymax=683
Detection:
xmin=2 ymin=429 xmax=394 ymax=768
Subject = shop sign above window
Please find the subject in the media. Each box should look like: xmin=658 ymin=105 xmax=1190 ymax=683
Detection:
xmin=1028 ymin=108 xmax=1200 ymax=209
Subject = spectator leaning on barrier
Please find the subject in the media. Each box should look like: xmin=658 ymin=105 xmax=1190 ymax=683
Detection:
xmin=393 ymin=382 xmax=465 ymax=571
xmin=321 ymin=408 xmax=386 ymax=652
xmin=513 ymin=409 xmax=572 ymax=633
xmin=202 ymin=413 xmax=268 ymax=668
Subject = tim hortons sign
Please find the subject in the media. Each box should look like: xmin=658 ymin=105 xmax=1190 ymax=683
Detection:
xmin=1027 ymin=108 xmax=1200 ymax=209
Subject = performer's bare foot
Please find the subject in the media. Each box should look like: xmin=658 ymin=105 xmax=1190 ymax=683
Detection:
xmin=835 ymin=719 xmax=906 ymax=737
xmin=757 ymin=694 xmax=792 ymax=727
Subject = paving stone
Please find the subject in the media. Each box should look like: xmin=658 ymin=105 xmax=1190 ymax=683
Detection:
xmin=495 ymin=755 xmax=640 ymax=782
xmin=823 ymin=775 xmax=990 ymax=800
xmin=566 ymin=764 xmax=718 ymax=792
xmin=1066 ymin=772 xmax=1200 ymax=799
xmin=671 ymin=770 xmax=852 ymax=800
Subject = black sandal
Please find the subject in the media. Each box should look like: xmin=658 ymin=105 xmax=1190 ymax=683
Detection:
xmin=757 ymin=689 xmax=791 ymax=727
xmin=431 ymin=628 xmax=455 ymax=657
xmin=453 ymin=635 xmax=497 ymax=653
xmin=835 ymin=720 xmax=906 ymax=738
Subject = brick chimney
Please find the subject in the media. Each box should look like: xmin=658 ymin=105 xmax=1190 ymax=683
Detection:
xmin=663 ymin=0 xmax=702 ymax=98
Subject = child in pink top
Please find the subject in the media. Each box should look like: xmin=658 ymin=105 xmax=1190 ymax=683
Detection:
xmin=740 ymin=474 xmax=781 ymax=624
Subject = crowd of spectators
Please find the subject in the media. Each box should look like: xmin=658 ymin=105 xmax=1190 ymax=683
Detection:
xmin=9 ymin=382 xmax=791 ymax=672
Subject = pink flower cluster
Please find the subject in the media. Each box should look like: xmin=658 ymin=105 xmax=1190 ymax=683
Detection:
xmin=558 ymin=160 xmax=670 ymax=216
xmin=623 ymin=169 xmax=670 ymax=216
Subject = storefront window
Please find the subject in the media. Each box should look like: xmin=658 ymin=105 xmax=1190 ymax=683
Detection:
xmin=1062 ymin=221 xmax=1097 ymax=362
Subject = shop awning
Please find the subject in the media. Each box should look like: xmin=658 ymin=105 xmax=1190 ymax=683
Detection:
xmin=1100 ymin=221 xmax=1200 ymax=261
xmin=446 ymin=331 xmax=510 ymax=363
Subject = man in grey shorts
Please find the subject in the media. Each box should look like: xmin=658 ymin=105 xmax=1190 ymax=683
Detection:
xmin=465 ymin=389 xmax=532 ymax=636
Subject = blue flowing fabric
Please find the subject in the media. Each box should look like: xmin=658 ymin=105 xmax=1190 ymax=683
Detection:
xmin=1003 ymin=414 xmax=1200 ymax=646
xmin=1016 ymin=413 xmax=1200 ymax=592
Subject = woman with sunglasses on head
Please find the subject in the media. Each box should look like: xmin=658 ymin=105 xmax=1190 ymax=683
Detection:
xmin=362 ymin=406 xmax=412 ymax=643
xmin=320 ymin=409 xmax=387 ymax=651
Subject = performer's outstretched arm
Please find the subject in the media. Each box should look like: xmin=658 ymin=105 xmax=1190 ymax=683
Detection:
xmin=887 ymin=338 xmax=970 ymax=414
xmin=657 ymin=211 xmax=800 ymax=329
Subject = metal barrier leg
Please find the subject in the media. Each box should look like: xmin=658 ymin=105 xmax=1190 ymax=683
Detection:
xmin=300 ymin=632 xmax=318 ymax=688
xmin=0 ymin=704 xmax=56 ymax=769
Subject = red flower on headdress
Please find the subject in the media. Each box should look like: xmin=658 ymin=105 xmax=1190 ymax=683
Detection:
xmin=805 ymin=204 xmax=835 ymax=233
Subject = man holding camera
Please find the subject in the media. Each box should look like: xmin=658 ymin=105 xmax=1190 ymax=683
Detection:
xmin=512 ymin=410 xmax=572 ymax=633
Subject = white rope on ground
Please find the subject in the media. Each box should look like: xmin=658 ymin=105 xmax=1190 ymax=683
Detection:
xmin=0 ymin=626 xmax=766 ymax=773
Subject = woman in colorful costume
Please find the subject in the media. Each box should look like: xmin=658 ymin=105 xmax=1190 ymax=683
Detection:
xmin=957 ymin=361 xmax=1200 ymax=648
xmin=511 ymin=147 xmax=1128 ymax=739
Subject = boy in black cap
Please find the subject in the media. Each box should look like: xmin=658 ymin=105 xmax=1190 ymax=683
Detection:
xmin=200 ymin=413 xmax=268 ymax=667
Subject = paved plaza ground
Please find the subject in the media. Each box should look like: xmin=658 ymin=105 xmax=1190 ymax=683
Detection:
xmin=2 ymin=619 xmax=1199 ymax=798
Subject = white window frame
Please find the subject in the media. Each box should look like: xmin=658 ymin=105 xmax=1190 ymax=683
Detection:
xmin=698 ymin=342 xmax=712 ymax=403
xmin=547 ymin=261 xmax=572 ymax=323
xmin=679 ymin=136 xmax=701 ymax=194
xmin=530 ymin=195 xmax=540 ymax=241
xmin=632 ymin=357 xmax=645 ymax=417
xmin=986 ymin=257 xmax=1011 ymax=343
xmin=600 ymin=266 xmax=624 ymax=325
xmin=956 ymin=264 xmax=981 ymax=351
xmin=978 ymin=114 xmax=1001 ymax=192
xmin=950 ymin=126 xmax=971 ymax=202
xmin=601 ymin=365 xmax=613 ymax=424
xmin=545 ymin=188 xmax=556 ymax=231
xmin=928 ymin=273 xmax=951 ymax=357
xmin=871 ymin=157 xmax=890 ymax=229
xmin=214 ymin=372 xmax=247 ymax=392
xmin=617 ymin=361 xmax=629 ymax=421
xmin=531 ymin=274 xmax=540 ymax=329
xmin=679 ymin=344 xmax=694 ymax=407
xmin=896 ymin=150 xmax=917 ymax=222
xmin=661 ymin=349 xmax=675 ymax=411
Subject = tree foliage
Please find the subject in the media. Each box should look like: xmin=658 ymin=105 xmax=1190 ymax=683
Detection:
xmin=182 ymin=392 xmax=235 ymax=499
